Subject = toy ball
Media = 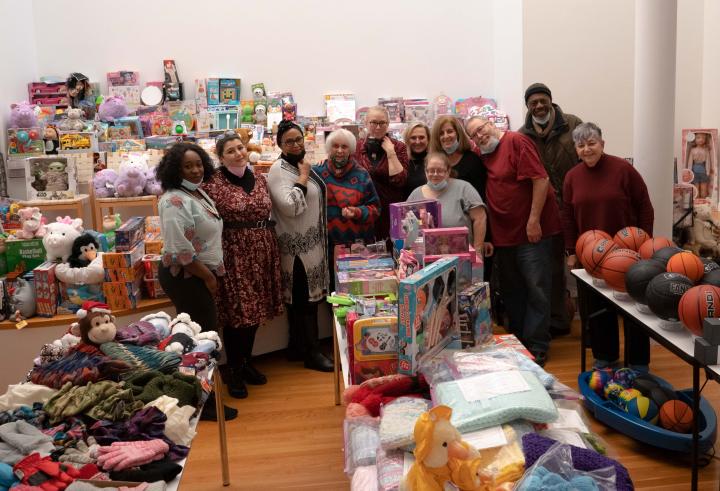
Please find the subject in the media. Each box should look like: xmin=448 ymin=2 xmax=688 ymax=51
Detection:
xmin=701 ymin=257 xmax=720 ymax=274
xmin=638 ymin=237 xmax=675 ymax=259
xmin=625 ymin=259 xmax=666 ymax=305
xmin=582 ymin=238 xmax=619 ymax=278
xmin=576 ymin=230 xmax=611 ymax=264
xmin=603 ymin=381 xmax=626 ymax=403
xmin=613 ymin=226 xmax=649 ymax=251
xmin=678 ymin=284 xmax=720 ymax=335
xmin=16 ymin=130 xmax=29 ymax=143
xmin=632 ymin=374 xmax=661 ymax=396
xmin=667 ymin=251 xmax=704 ymax=283
xmin=600 ymin=248 xmax=641 ymax=291
xmin=624 ymin=395 xmax=659 ymax=425
xmin=651 ymin=246 xmax=684 ymax=267
xmin=617 ymin=388 xmax=642 ymax=408
xmin=647 ymin=385 xmax=678 ymax=410
xmin=28 ymin=129 xmax=39 ymax=140
xmin=588 ymin=369 xmax=613 ymax=395
xmin=701 ymin=268 xmax=720 ymax=288
xmin=659 ymin=400 xmax=693 ymax=433
xmin=174 ymin=124 xmax=184 ymax=134
xmin=645 ymin=273 xmax=694 ymax=321
xmin=613 ymin=367 xmax=639 ymax=388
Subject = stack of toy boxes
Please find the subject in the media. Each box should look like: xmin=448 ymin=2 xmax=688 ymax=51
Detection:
xmin=115 ymin=217 xmax=145 ymax=252
xmin=422 ymin=227 xmax=483 ymax=290
xmin=694 ymin=319 xmax=720 ymax=365
xmin=334 ymin=244 xmax=397 ymax=295
xmin=457 ymin=282 xmax=492 ymax=348
xmin=102 ymin=217 xmax=145 ymax=310
xmin=33 ymin=261 xmax=58 ymax=317
xmin=388 ymin=199 xmax=441 ymax=253
xmin=142 ymin=254 xmax=164 ymax=298
xmin=398 ymin=256 xmax=460 ymax=375
xmin=144 ymin=216 xmax=163 ymax=255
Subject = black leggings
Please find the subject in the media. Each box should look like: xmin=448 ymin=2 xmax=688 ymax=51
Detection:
xmin=159 ymin=265 xmax=217 ymax=332
xmin=223 ymin=325 xmax=259 ymax=368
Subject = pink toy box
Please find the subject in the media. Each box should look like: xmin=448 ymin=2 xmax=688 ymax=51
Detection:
xmin=33 ymin=261 xmax=58 ymax=317
xmin=389 ymin=199 xmax=441 ymax=240
xmin=423 ymin=246 xmax=483 ymax=291
xmin=347 ymin=315 xmax=399 ymax=384
xmin=336 ymin=269 xmax=398 ymax=295
xmin=423 ymin=227 xmax=469 ymax=255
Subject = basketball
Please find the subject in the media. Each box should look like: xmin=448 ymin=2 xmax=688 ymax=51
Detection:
xmin=583 ymin=238 xmax=619 ymax=278
xmin=701 ymin=257 xmax=720 ymax=274
xmin=638 ymin=237 xmax=675 ymax=259
xmin=647 ymin=385 xmax=678 ymax=409
xmin=617 ymin=388 xmax=642 ymax=408
xmin=600 ymin=249 xmax=641 ymax=291
xmin=701 ymin=269 xmax=720 ymax=288
xmin=651 ymin=246 xmax=684 ymax=266
xmin=625 ymin=260 xmax=666 ymax=304
xmin=632 ymin=374 xmax=660 ymax=396
xmin=678 ymin=285 xmax=720 ymax=335
xmin=613 ymin=226 xmax=650 ymax=251
xmin=613 ymin=367 xmax=639 ymax=388
xmin=645 ymin=273 xmax=694 ymax=321
xmin=588 ymin=369 xmax=613 ymax=396
xmin=666 ymin=251 xmax=704 ymax=282
xmin=625 ymin=395 xmax=659 ymax=424
xmin=603 ymin=381 xmax=626 ymax=404
xmin=576 ymin=230 xmax=611 ymax=261
xmin=659 ymin=400 xmax=693 ymax=433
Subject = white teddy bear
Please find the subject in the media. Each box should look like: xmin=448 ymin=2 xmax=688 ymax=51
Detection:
xmin=164 ymin=313 xmax=222 ymax=355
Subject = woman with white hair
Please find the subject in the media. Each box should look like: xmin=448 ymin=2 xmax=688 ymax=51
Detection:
xmin=314 ymin=128 xmax=381 ymax=288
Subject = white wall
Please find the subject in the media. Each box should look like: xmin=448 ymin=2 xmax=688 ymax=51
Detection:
xmin=701 ymin=0 xmax=720 ymax=129
xmin=492 ymin=0 xmax=525 ymax=130
xmin=675 ymin=1 xmax=705 ymax=158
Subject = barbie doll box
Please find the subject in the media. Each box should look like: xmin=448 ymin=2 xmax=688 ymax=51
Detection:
xmin=389 ymin=199 xmax=441 ymax=240
xmin=423 ymin=227 xmax=469 ymax=255
xmin=398 ymin=256 xmax=459 ymax=375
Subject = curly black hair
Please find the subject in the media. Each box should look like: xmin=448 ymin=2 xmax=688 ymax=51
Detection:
xmin=155 ymin=142 xmax=215 ymax=191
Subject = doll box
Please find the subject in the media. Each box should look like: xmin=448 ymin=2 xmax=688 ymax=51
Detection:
xmin=424 ymin=249 xmax=475 ymax=292
xmin=457 ymin=282 xmax=492 ymax=348
xmin=104 ymin=261 xmax=144 ymax=282
xmin=102 ymin=241 xmax=144 ymax=269
xmin=397 ymin=256 xmax=460 ymax=375
xmin=33 ymin=261 xmax=58 ymax=317
xmin=336 ymin=269 xmax=398 ymax=296
xmin=348 ymin=316 xmax=399 ymax=384
xmin=389 ymin=199 xmax=441 ymax=240
xmin=6 ymin=239 xmax=46 ymax=274
xmin=24 ymin=156 xmax=77 ymax=201
xmin=114 ymin=217 xmax=146 ymax=252
xmin=422 ymin=228 xmax=469 ymax=256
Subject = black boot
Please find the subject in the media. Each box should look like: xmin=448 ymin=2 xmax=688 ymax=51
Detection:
xmin=236 ymin=326 xmax=267 ymax=385
xmin=302 ymin=303 xmax=334 ymax=372
xmin=200 ymin=392 xmax=238 ymax=421
xmin=241 ymin=359 xmax=267 ymax=385
xmin=227 ymin=368 xmax=248 ymax=399
xmin=286 ymin=304 xmax=305 ymax=361
xmin=304 ymin=350 xmax=334 ymax=372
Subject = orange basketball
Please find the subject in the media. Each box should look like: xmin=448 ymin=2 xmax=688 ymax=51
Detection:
xmin=600 ymin=249 xmax=641 ymax=291
xmin=582 ymin=238 xmax=619 ymax=278
xmin=658 ymin=400 xmax=693 ymax=433
xmin=576 ymin=230 xmax=611 ymax=262
xmin=667 ymin=251 xmax=704 ymax=282
xmin=638 ymin=237 xmax=675 ymax=260
xmin=613 ymin=226 xmax=650 ymax=251
xmin=678 ymin=284 xmax=720 ymax=335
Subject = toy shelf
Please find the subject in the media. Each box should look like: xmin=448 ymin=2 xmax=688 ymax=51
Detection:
xmin=91 ymin=193 xmax=159 ymax=231
xmin=18 ymin=194 xmax=89 ymax=224
xmin=0 ymin=298 xmax=172 ymax=330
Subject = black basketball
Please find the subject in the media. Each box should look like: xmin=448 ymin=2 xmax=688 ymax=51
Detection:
xmin=625 ymin=259 xmax=666 ymax=304
xmin=651 ymin=246 xmax=684 ymax=266
xmin=701 ymin=268 xmax=720 ymax=287
xmin=648 ymin=385 xmax=678 ymax=409
xmin=632 ymin=374 xmax=661 ymax=396
xmin=645 ymin=272 xmax=694 ymax=320
xmin=701 ymin=257 xmax=720 ymax=274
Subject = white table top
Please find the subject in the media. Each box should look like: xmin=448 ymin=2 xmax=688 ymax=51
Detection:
xmin=334 ymin=316 xmax=351 ymax=388
xmin=571 ymin=268 xmax=720 ymax=378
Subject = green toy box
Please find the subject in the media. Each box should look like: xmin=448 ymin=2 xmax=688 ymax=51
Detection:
xmin=6 ymin=239 xmax=46 ymax=274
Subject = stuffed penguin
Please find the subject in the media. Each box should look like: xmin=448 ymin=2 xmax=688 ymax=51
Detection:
xmin=68 ymin=233 xmax=99 ymax=268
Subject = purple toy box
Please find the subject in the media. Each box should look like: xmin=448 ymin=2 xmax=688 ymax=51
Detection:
xmin=389 ymin=199 xmax=441 ymax=240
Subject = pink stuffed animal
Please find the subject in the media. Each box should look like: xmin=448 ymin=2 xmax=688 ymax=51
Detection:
xmin=98 ymin=96 xmax=129 ymax=123
xmin=143 ymin=168 xmax=162 ymax=196
xmin=43 ymin=216 xmax=84 ymax=262
xmin=115 ymin=157 xmax=148 ymax=197
xmin=10 ymin=102 xmax=38 ymax=128
xmin=16 ymin=207 xmax=47 ymax=239
xmin=93 ymin=169 xmax=119 ymax=198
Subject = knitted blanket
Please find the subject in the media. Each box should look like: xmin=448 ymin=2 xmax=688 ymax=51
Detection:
xmin=100 ymin=342 xmax=180 ymax=374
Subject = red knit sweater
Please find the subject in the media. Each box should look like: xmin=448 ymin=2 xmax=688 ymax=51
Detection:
xmin=562 ymin=153 xmax=654 ymax=252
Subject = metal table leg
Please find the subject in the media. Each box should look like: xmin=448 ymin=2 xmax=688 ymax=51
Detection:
xmin=213 ymin=370 xmax=230 ymax=486
xmin=333 ymin=316 xmax=341 ymax=405
xmin=691 ymin=363 xmax=700 ymax=491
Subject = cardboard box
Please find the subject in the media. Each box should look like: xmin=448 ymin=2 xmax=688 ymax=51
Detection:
xmin=336 ymin=269 xmax=398 ymax=295
xmin=145 ymin=216 xmax=161 ymax=235
xmin=58 ymin=283 xmax=105 ymax=314
xmin=458 ymin=282 xmax=492 ymax=348
xmin=424 ymin=249 xmax=476 ymax=291
xmin=144 ymin=233 xmax=163 ymax=255
xmin=703 ymin=318 xmax=720 ymax=345
xmin=103 ymin=280 xmax=142 ymax=310
xmin=115 ymin=217 xmax=145 ymax=252
xmin=389 ymin=199 xmax=441 ymax=240
xmin=33 ymin=261 xmax=58 ymax=317
xmin=144 ymin=278 xmax=166 ymax=298
xmin=423 ymin=227 xmax=469 ymax=255
xmin=102 ymin=241 xmax=144 ymax=269
xmin=143 ymin=254 xmax=161 ymax=279
xmin=397 ymin=256 xmax=460 ymax=375
xmin=348 ymin=316 xmax=398 ymax=384
xmin=6 ymin=238 xmax=46 ymax=274
xmin=104 ymin=261 xmax=144 ymax=282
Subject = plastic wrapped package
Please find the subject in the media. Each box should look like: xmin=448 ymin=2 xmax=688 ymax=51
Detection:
xmin=351 ymin=465 xmax=378 ymax=491
xmin=539 ymin=400 xmax=610 ymax=456
xmin=451 ymin=349 xmax=557 ymax=389
xmin=461 ymin=424 xmax=526 ymax=488
xmin=379 ymin=397 xmax=431 ymax=451
xmin=344 ymin=417 xmax=380 ymax=476
xmin=376 ymin=447 xmax=405 ymax=491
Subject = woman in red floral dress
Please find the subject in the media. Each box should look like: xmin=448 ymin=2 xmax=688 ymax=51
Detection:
xmin=203 ymin=132 xmax=283 ymax=399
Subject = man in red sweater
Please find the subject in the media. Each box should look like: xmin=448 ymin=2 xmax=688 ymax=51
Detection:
xmin=466 ymin=116 xmax=563 ymax=366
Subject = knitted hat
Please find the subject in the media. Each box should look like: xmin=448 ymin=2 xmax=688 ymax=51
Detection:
xmin=76 ymin=301 xmax=111 ymax=319
xmin=524 ymin=83 xmax=552 ymax=104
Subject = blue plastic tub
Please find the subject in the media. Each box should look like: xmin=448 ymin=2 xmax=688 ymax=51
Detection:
xmin=578 ymin=371 xmax=717 ymax=453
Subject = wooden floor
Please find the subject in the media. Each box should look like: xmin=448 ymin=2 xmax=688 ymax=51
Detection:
xmin=180 ymin=322 xmax=720 ymax=490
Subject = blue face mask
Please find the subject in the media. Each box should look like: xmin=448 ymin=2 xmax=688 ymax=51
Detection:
xmin=443 ymin=140 xmax=460 ymax=155
xmin=181 ymin=179 xmax=201 ymax=191
xmin=427 ymin=179 xmax=448 ymax=192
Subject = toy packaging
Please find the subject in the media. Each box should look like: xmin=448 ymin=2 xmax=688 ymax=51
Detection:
xmin=25 ymin=157 xmax=76 ymax=200
xmin=102 ymin=241 xmax=144 ymax=269
xmin=337 ymin=269 xmax=398 ymax=296
xmin=424 ymin=249 xmax=476 ymax=291
xmin=389 ymin=199 xmax=441 ymax=240
xmin=108 ymin=86 xmax=141 ymax=107
xmin=195 ymin=78 xmax=208 ymax=110
xmin=114 ymin=217 xmax=145 ymax=252
xmin=144 ymin=278 xmax=165 ymax=298
xmin=144 ymin=234 xmax=163 ymax=255
xmin=348 ymin=316 xmax=399 ymax=384
xmin=6 ymin=238 xmax=46 ymax=274
xmin=142 ymin=254 xmax=161 ymax=279
xmin=33 ymin=261 xmax=58 ymax=317
xmin=58 ymin=132 xmax=97 ymax=152
xmin=107 ymin=71 xmax=139 ymax=86
xmin=103 ymin=280 xmax=141 ymax=310
xmin=493 ymin=334 xmax=533 ymax=360
xmin=457 ymin=282 xmax=492 ymax=348
xmin=398 ymin=256 xmax=460 ymax=375
xmin=219 ymin=78 xmax=241 ymax=105
xmin=104 ymin=261 xmax=143 ymax=282
xmin=162 ymin=59 xmax=182 ymax=102
xmin=206 ymin=79 xmax=220 ymax=106
xmin=57 ymin=283 xmax=104 ymax=314
xmin=7 ymin=128 xmax=45 ymax=156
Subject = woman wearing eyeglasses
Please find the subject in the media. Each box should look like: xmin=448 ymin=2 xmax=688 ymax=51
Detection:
xmin=407 ymin=152 xmax=491 ymax=257
xmin=354 ymin=106 xmax=408 ymax=242
xmin=267 ymin=120 xmax=332 ymax=372
xmin=202 ymin=131 xmax=283 ymax=398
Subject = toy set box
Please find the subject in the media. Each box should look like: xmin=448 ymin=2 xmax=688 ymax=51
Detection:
xmin=102 ymin=241 xmax=145 ymax=269
xmin=25 ymin=157 xmax=77 ymax=201
xmin=423 ymin=227 xmax=469 ymax=255
xmin=334 ymin=244 xmax=395 ymax=273
xmin=398 ymin=256 xmax=460 ymax=375
xmin=7 ymin=128 xmax=45 ymax=156
xmin=347 ymin=316 xmax=399 ymax=384
xmin=6 ymin=239 xmax=46 ymax=274
xmin=457 ymin=282 xmax=492 ymax=348
xmin=102 ymin=280 xmax=141 ymax=310
xmin=423 ymin=246 xmax=483 ymax=291
xmin=58 ymin=283 xmax=104 ymax=314
xmin=33 ymin=261 xmax=58 ymax=317
xmin=104 ymin=261 xmax=143 ymax=282
xmin=144 ymin=234 xmax=163 ymax=255
xmin=114 ymin=217 xmax=145 ymax=252
xmin=336 ymin=269 xmax=398 ymax=296
xmin=144 ymin=278 xmax=165 ymax=299
xmin=389 ymin=199 xmax=441 ymax=240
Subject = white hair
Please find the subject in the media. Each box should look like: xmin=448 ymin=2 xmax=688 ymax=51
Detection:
xmin=325 ymin=128 xmax=357 ymax=154
xmin=572 ymin=122 xmax=603 ymax=145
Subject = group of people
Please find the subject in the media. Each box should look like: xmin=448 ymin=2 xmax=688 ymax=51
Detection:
xmin=154 ymin=82 xmax=656 ymax=417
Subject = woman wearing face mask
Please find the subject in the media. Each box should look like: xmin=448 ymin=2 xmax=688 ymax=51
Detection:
xmin=267 ymin=120 xmax=332 ymax=372
xmin=407 ymin=152 xmax=492 ymax=257
xmin=202 ymin=132 xmax=283 ymax=399
xmin=354 ymin=106 xmax=408 ymax=242
xmin=313 ymin=129 xmax=381 ymax=290
xmin=403 ymin=122 xmax=430 ymax=199
xmin=156 ymin=142 xmax=237 ymax=421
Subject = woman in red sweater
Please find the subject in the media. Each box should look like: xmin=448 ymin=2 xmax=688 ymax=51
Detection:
xmin=562 ymin=122 xmax=654 ymax=371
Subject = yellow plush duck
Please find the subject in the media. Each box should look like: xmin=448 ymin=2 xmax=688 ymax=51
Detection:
xmin=401 ymin=405 xmax=491 ymax=491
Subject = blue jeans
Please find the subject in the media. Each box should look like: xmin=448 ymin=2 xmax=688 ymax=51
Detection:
xmin=495 ymin=237 xmax=554 ymax=353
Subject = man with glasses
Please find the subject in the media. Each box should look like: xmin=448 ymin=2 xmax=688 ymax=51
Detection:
xmin=354 ymin=106 xmax=408 ymax=243
xmin=465 ymin=116 xmax=562 ymax=366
